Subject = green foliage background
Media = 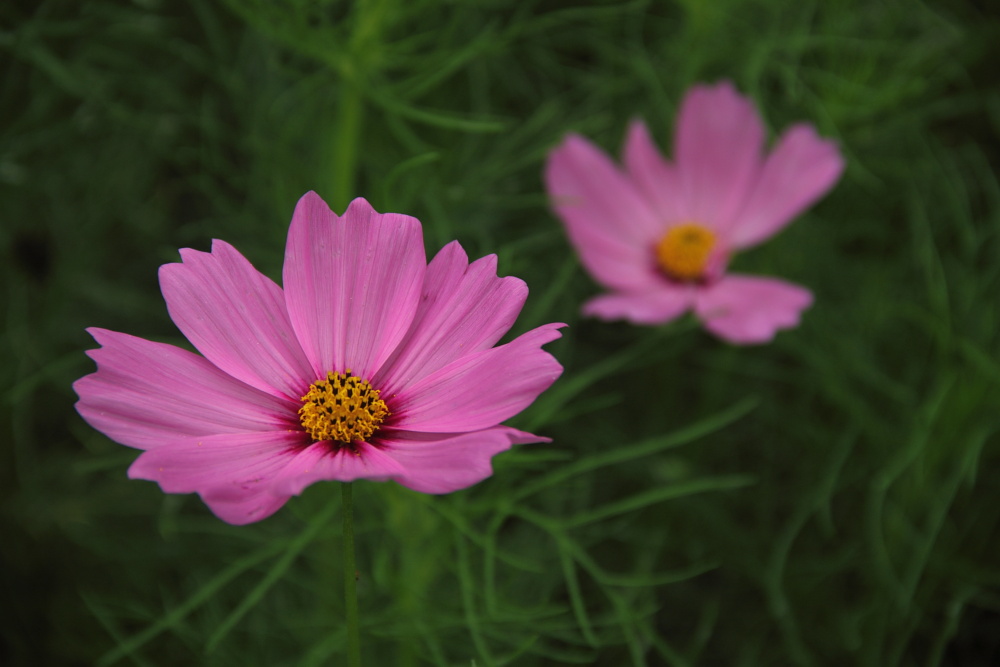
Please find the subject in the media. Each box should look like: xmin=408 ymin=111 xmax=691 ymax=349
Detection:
xmin=2 ymin=0 xmax=999 ymax=664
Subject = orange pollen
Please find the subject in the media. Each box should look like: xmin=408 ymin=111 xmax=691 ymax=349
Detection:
xmin=655 ymin=223 xmax=717 ymax=281
xmin=298 ymin=370 xmax=389 ymax=443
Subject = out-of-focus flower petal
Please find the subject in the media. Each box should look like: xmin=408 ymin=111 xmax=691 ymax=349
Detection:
xmin=694 ymin=275 xmax=813 ymax=344
xmin=674 ymin=81 xmax=765 ymax=230
xmin=545 ymin=134 xmax=663 ymax=291
xmin=374 ymin=242 xmax=527 ymax=395
xmin=159 ymin=240 xmax=314 ymax=401
xmin=582 ymin=287 xmax=693 ymax=325
xmin=727 ymin=124 xmax=845 ymax=249
xmin=283 ymin=193 xmax=426 ymax=381
xmin=622 ymin=118 xmax=683 ymax=223
xmin=392 ymin=323 xmax=564 ymax=433
xmin=74 ymin=328 xmax=296 ymax=450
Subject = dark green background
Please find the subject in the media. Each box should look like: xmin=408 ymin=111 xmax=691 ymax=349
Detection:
xmin=2 ymin=0 xmax=999 ymax=664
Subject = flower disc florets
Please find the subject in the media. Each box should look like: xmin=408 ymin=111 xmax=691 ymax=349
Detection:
xmin=298 ymin=370 xmax=389 ymax=444
xmin=655 ymin=223 xmax=716 ymax=282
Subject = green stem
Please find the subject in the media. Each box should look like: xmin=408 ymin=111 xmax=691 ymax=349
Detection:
xmin=343 ymin=483 xmax=362 ymax=667
xmin=332 ymin=0 xmax=389 ymax=210
xmin=332 ymin=80 xmax=363 ymax=211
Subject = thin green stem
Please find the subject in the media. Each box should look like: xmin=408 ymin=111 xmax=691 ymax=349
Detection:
xmin=331 ymin=0 xmax=390 ymax=209
xmin=332 ymin=80 xmax=363 ymax=211
xmin=342 ymin=483 xmax=362 ymax=667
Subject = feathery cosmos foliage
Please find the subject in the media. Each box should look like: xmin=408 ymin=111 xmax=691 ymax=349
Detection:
xmin=546 ymin=81 xmax=844 ymax=344
xmin=74 ymin=192 xmax=564 ymax=524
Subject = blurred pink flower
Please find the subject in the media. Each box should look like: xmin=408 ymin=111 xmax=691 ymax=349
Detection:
xmin=545 ymin=81 xmax=844 ymax=344
xmin=75 ymin=192 xmax=564 ymax=524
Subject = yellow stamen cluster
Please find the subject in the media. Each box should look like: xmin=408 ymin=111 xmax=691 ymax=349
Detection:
xmin=655 ymin=223 xmax=717 ymax=282
xmin=298 ymin=370 xmax=389 ymax=444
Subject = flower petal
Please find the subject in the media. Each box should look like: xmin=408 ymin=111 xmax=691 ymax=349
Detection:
xmin=545 ymin=134 xmax=662 ymax=291
xmin=373 ymin=242 xmax=528 ymax=394
xmin=269 ymin=442 xmax=408 ymax=496
xmin=74 ymin=328 xmax=297 ymax=450
xmin=282 ymin=192 xmax=425 ymax=381
xmin=622 ymin=118 xmax=684 ymax=223
xmin=582 ymin=286 xmax=693 ymax=325
xmin=391 ymin=323 xmax=564 ymax=433
xmin=379 ymin=426 xmax=547 ymax=494
xmin=675 ymin=81 xmax=765 ymax=230
xmin=127 ymin=431 xmax=304 ymax=525
xmin=197 ymin=489 xmax=291 ymax=526
xmin=694 ymin=275 xmax=813 ymax=344
xmin=728 ymin=123 xmax=845 ymax=249
xmin=159 ymin=240 xmax=314 ymax=400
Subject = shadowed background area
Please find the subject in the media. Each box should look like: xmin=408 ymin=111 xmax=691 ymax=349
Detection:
xmin=2 ymin=0 xmax=999 ymax=664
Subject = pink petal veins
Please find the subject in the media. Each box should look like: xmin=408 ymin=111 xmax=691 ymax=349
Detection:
xmin=74 ymin=328 xmax=296 ymax=450
xmin=269 ymin=441 xmax=408 ymax=496
xmin=128 ymin=431 xmax=305 ymax=524
xmin=159 ymin=240 xmax=314 ymax=401
xmin=391 ymin=323 xmax=564 ymax=433
xmin=282 ymin=192 xmax=426 ymax=381
xmin=374 ymin=241 xmax=528 ymax=395
xmin=380 ymin=426 xmax=548 ymax=494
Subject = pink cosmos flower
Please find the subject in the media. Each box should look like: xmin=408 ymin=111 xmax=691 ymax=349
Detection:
xmin=545 ymin=81 xmax=844 ymax=344
xmin=74 ymin=192 xmax=564 ymax=525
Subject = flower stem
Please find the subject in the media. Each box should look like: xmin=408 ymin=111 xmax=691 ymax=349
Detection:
xmin=332 ymin=0 xmax=390 ymax=211
xmin=342 ymin=482 xmax=362 ymax=667
xmin=332 ymin=80 xmax=363 ymax=212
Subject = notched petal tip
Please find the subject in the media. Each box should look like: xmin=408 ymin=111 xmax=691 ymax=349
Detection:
xmin=291 ymin=190 xmax=337 ymax=227
xmin=343 ymin=196 xmax=378 ymax=216
xmin=297 ymin=190 xmax=328 ymax=208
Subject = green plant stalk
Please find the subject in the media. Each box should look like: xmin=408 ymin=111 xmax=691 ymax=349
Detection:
xmin=332 ymin=0 xmax=390 ymax=210
xmin=343 ymin=483 xmax=362 ymax=667
xmin=332 ymin=80 xmax=363 ymax=211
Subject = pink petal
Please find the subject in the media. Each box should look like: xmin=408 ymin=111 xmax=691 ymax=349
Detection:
xmin=379 ymin=426 xmax=547 ymax=494
xmin=622 ymin=118 xmax=683 ymax=223
xmin=694 ymin=275 xmax=813 ymax=344
xmin=675 ymin=81 xmax=765 ymax=230
xmin=269 ymin=442 xmax=408 ymax=496
xmin=391 ymin=323 xmax=564 ymax=433
xmin=159 ymin=240 xmax=314 ymax=401
xmin=373 ymin=242 xmax=528 ymax=395
xmin=727 ymin=123 xmax=845 ymax=249
xmin=282 ymin=192 xmax=425 ymax=381
xmin=545 ymin=134 xmax=663 ymax=291
xmin=127 ymin=431 xmax=304 ymax=525
xmin=74 ymin=328 xmax=297 ymax=450
xmin=582 ymin=286 xmax=693 ymax=325
xmin=198 ymin=489 xmax=291 ymax=526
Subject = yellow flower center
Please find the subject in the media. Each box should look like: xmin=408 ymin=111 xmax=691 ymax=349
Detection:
xmin=655 ymin=223 xmax=717 ymax=281
xmin=298 ymin=370 xmax=390 ymax=444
